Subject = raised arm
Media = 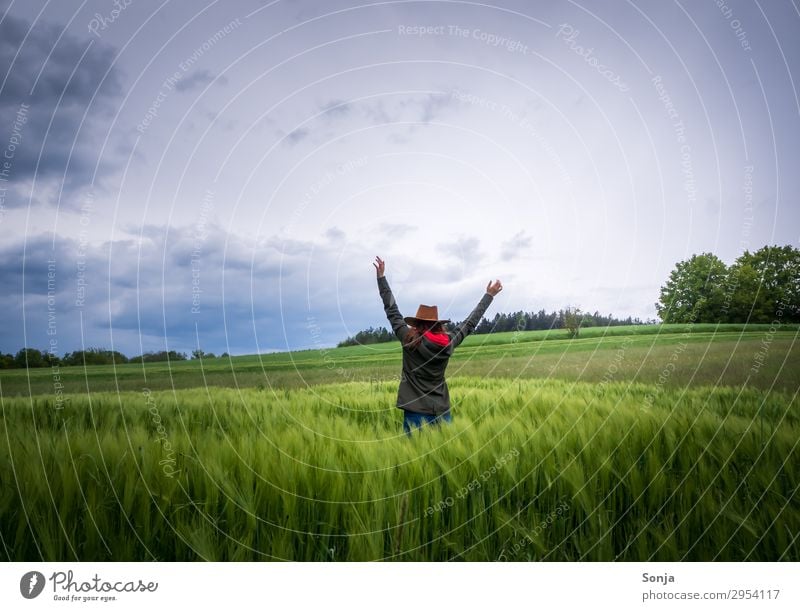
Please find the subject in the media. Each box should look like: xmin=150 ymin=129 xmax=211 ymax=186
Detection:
xmin=374 ymin=256 xmax=409 ymax=343
xmin=451 ymin=279 xmax=503 ymax=349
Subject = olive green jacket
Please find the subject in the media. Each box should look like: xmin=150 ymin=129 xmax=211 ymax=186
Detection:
xmin=377 ymin=275 xmax=494 ymax=415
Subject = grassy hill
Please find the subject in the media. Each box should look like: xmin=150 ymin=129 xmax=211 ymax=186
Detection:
xmin=1 ymin=323 xmax=798 ymax=396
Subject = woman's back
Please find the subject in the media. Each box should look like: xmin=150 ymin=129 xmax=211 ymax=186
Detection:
xmin=397 ymin=332 xmax=454 ymax=416
xmin=374 ymin=256 xmax=500 ymax=419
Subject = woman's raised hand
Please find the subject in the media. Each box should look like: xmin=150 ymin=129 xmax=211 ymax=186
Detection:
xmin=486 ymin=279 xmax=503 ymax=296
xmin=373 ymin=256 xmax=386 ymax=278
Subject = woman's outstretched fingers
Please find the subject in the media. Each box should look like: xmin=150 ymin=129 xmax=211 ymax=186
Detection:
xmin=486 ymin=279 xmax=503 ymax=296
xmin=374 ymin=256 xmax=385 ymax=277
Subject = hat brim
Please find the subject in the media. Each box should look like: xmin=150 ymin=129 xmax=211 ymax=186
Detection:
xmin=404 ymin=316 xmax=451 ymax=326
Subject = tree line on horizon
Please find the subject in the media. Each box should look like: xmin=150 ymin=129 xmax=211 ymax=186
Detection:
xmin=337 ymin=308 xmax=652 ymax=347
xmin=0 ymin=348 xmax=228 ymax=370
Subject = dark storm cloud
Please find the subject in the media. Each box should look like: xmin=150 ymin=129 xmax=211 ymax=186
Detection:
xmin=0 ymin=219 xmax=499 ymax=355
xmin=0 ymin=11 xmax=124 ymax=207
xmin=0 ymin=232 xmax=71 ymax=296
xmin=0 ymin=222 xmax=364 ymax=356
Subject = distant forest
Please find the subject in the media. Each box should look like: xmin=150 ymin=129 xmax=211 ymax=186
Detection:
xmin=0 ymin=348 xmax=228 ymax=370
xmin=337 ymin=308 xmax=650 ymax=347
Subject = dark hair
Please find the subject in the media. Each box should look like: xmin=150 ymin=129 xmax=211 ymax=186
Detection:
xmin=403 ymin=320 xmax=446 ymax=351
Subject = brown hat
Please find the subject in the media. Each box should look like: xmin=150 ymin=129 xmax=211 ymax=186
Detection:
xmin=404 ymin=304 xmax=450 ymax=326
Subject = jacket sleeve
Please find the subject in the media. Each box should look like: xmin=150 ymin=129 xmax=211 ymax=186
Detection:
xmin=377 ymin=275 xmax=409 ymax=342
xmin=450 ymin=293 xmax=494 ymax=349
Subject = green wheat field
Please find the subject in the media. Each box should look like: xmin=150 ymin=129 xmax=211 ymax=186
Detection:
xmin=1 ymin=324 xmax=798 ymax=560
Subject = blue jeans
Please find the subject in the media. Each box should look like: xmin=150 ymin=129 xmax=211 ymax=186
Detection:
xmin=403 ymin=410 xmax=452 ymax=436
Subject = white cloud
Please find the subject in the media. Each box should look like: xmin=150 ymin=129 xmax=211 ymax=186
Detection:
xmin=500 ymin=230 xmax=533 ymax=261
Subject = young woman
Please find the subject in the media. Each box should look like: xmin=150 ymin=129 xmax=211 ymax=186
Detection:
xmin=373 ymin=255 xmax=502 ymax=435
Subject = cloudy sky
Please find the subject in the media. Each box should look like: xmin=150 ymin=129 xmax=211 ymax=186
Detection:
xmin=0 ymin=0 xmax=798 ymax=357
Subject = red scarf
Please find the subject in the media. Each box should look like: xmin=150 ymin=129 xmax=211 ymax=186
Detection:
xmin=423 ymin=329 xmax=450 ymax=346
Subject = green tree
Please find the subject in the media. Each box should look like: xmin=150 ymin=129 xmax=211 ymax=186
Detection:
xmin=14 ymin=348 xmax=45 ymax=368
xmin=722 ymin=260 xmax=767 ymax=322
xmin=656 ymin=253 xmax=728 ymax=323
xmin=337 ymin=326 xmax=396 ymax=347
xmin=563 ymin=307 xmax=582 ymax=339
xmin=42 ymin=351 xmax=61 ymax=367
xmin=725 ymin=245 xmax=800 ymax=323
xmin=62 ymin=349 xmax=128 ymax=366
xmin=129 ymin=350 xmax=187 ymax=363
